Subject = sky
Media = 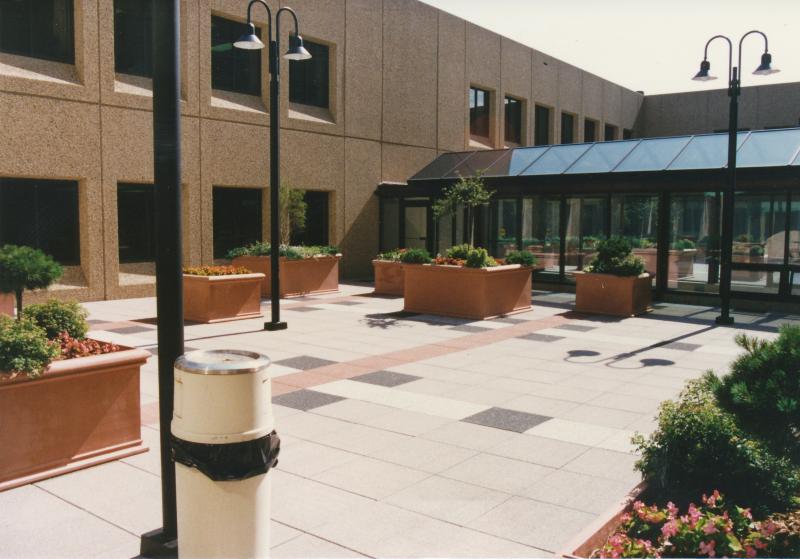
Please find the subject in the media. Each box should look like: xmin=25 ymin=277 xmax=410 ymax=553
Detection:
xmin=420 ymin=0 xmax=799 ymax=95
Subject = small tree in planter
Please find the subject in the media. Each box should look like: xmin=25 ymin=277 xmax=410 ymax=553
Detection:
xmin=432 ymin=171 xmax=494 ymax=247
xmin=0 ymin=245 xmax=63 ymax=319
xmin=279 ymin=184 xmax=308 ymax=246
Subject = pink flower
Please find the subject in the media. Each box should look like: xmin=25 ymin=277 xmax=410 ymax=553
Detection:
xmin=703 ymin=521 xmax=719 ymax=535
xmin=688 ymin=504 xmax=702 ymax=526
xmin=753 ymin=538 xmax=767 ymax=550
xmin=745 ymin=545 xmax=757 ymax=558
xmin=662 ymin=519 xmax=679 ymax=538
xmin=703 ymin=490 xmax=721 ymax=507
xmin=741 ymin=508 xmax=753 ymax=520
xmin=699 ymin=540 xmax=717 ymax=557
xmin=667 ymin=502 xmax=679 ymax=518
xmin=761 ymin=520 xmax=777 ymax=536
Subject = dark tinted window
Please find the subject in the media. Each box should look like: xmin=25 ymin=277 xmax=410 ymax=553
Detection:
xmin=289 ymin=40 xmax=329 ymax=108
xmin=504 ymin=97 xmax=522 ymax=144
xmin=213 ymin=187 xmax=262 ymax=259
xmin=561 ymin=112 xmax=575 ymax=144
xmin=0 ymin=178 xmax=79 ymax=264
xmin=623 ymin=128 xmax=633 ymax=140
xmin=211 ymin=16 xmax=261 ymax=96
xmin=534 ymin=105 xmax=551 ymax=146
xmin=291 ymin=191 xmax=329 ymax=246
xmin=0 ymin=0 xmax=74 ymax=63
xmin=470 ymin=87 xmax=491 ymax=139
xmin=118 ymin=184 xmax=156 ymax=263
xmin=114 ymin=0 xmax=152 ymax=78
xmin=584 ymin=119 xmax=597 ymax=142
xmin=604 ymin=123 xmax=618 ymax=141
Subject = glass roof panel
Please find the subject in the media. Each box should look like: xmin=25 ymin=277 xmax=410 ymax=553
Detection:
xmin=736 ymin=128 xmax=800 ymax=168
xmin=668 ymin=132 xmax=750 ymax=170
xmin=409 ymin=152 xmax=471 ymax=180
xmin=484 ymin=146 xmax=550 ymax=176
xmin=521 ymin=144 xmax=591 ymax=175
xmin=613 ymin=136 xmax=692 ymax=172
xmin=444 ymin=150 xmax=508 ymax=178
xmin=565 ymin=141 xmax=639 ymax=174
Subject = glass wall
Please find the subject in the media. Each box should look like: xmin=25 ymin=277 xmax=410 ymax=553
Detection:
xmin=730 ymin=192 xmax=786 ymax=294
xmin=790 ymin=197 xmax=800 ymax=296
xmin=522 ymin=197 xmax=560 ymax=279
xmin=668 ymin=192 xmax=720 ymax=292
xmin=612 ymin=194 xmax=658 ymax=285
xmin=565 ymin=197 xmax=607 ymax=280
xmin=492 ymin=199 xmax=518 ymax=256
xmin=380 ymin=198 xmax=399 ymax=251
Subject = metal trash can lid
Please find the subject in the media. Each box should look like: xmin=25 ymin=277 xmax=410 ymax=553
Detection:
xmin=175 ymin=350 xmax=271 ymax=376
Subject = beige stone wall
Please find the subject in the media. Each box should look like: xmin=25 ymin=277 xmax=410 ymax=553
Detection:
xmin=1 ymin=0 xmax=645 ymax=301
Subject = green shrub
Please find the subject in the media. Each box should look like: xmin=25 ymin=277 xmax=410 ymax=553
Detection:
xmin=630 ymin=237 xmax=656 ymax=249
xmin=671 ymin=238 xmax=696 ymax=250
xmin=464 ymin=247 xmax=497 ymax=268
xmin=446 ymin=244 xmax=472 ymax=260
xmin=227 ymin=241 xmax=271 ymax=259
xmin=633 ymin=378 xmax=800 ymax=515
xmin=750 ymin=244 xmax=765 ymax=257
xmin=0 ymin=245 xmax=63 ymax=318
xmin=226 ymin=242 xmax=340 ymax=260
xmin=707 ymin=325 xmax=800 ymax=463
xmin=377 ymin=249 xmax=404 ymax=261
xmin=22 ymin=299 xmax=88 ymax=340
xmin=0 ymin=316 xmax=59 ymax=377
xmin=504 ymin=250 xmax=536 ymax=267
xmin=587 ymin=237 xmax=645 ymax=276
xmin=399 ymin=248 xmax=432 ymax=264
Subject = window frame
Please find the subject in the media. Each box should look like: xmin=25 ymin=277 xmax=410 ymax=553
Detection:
xmin=212 ymin=186 xmax=264 ymax=260
xmin=0 ymin=0 xmax=75 ymax=64
xmin=113 ymin=0 xmax=153 ymax=78
xmin=604 ymin=123 xmax=619 ymax=141
xmin=289 ymin=38 xmax=330 ymax=109
xmin=584 ymin=118 xmax=598 ymax=143
xmin=469 ymin=86 xmax=492 ymax=141
xmin=210 ymin=14 xmax=262 ymax=97
xmin=117 ymin=183 xmax=157 ymax=263
xmin=534 ymin=104 xmax=552 ymax=146
xmin=560 ymin=112 xmax=576 ymax=144
xmin=504 ymin=96 xmax=524 ymax=146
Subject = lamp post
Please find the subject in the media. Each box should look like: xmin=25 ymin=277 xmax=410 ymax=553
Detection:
xmin=692 ymin=31 xmax=779 ymax=325
xmin=234 ymin=1 xmax=311 ymax=332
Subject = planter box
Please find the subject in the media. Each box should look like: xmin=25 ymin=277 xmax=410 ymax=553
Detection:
xmin=373 ymin=260 xmax=403 ymax=296
xmin=0 ymin=346 xmax=150 ymax=492
xmin=231 ymin=255 xmax=341 ymax=298
xmin=183 ymin=273 xmax=264 ymax=323
xmin=633 ymin=248 xmax=696 ymax=281
xmin=0 ymin=293 xmax=13 ymax=317
xmin=575 ymin=272 xmax=652 ymax=317
xmin=560 ymin=482 xmax=647 ymax=558
xmin=732 ymin=254 xmax=767 ymax=282
xmin=403 ymin=264 xmax=532 ymax=320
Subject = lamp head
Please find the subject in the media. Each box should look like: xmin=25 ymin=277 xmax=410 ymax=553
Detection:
xmin=234 ymin=23 xmax=265 ymax=50
xmin=285 ymin=34 xmax=312 ymax=60
xmin=692 ymin=59 xmax=717 ymax=81
xmin=753 ymin=52 xmax=780 ymax=75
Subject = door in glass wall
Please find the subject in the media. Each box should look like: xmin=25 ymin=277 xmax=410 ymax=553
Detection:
xmin=492 ymin=199 xmax=519 ymax=257
xmin=730 ymin=192 xmax=786 ymax=295
xmin=522 ymin=197 xmax=561 ymax=279
xmin=668 ymin=193 xmax=720 ymax=292
xmin=437 ymin=205 xmax=466 ymax=255
xmin=789 ymin=196 xmax=800 ymax=297
xmin=402 ymin=203 xmax=428 ymax=250
xmin=565 ymin=196 xmax=608 ymax=279
xmin=612 ymin=195 xmax=658 ymax=285
xmin=380 ymin=198 xmax=400 ymax=252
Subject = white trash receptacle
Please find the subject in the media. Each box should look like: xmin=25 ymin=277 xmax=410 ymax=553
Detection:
xmin=172 ymin=350 xmax=279 ymax=559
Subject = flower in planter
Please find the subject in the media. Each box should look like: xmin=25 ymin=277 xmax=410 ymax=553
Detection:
xmin=226 ymin=242 xmax=341 ymax=260
xmin=183 ymin=265 xmax=253 ymax=276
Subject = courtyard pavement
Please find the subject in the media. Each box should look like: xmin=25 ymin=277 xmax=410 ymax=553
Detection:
xmin=2 ymin=284 xmax=797 ymax=558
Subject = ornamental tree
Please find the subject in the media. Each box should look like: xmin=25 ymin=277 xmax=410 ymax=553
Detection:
xmin=432 ymin=170 xmax=494 ymax=247
xmin=0 ymin=245 xmax=63 ymax=319
xmin=279 ymin=183 xmax=308 ymax=246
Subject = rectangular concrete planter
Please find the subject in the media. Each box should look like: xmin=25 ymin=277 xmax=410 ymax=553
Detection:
xmin=372 ymin=260 xmax=404 ymax=296
xmin=183 ymin=273 xmax=264 ymax=323
xmin=0 ymin=346 xmax=150 ymax=492
xmin=575 ymin=272 xmax=652 ymax=317
xmin=403 ymin=263 xmax=532 ymax=320
xmin=0 ymin=293 xmax=13 ymax=317
xmin=231 ymin=255 xmax=341 ymax=298
xmin=633 ymin=248 xmax=695 ymax=281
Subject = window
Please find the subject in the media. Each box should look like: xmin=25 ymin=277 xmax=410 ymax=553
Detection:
xmin=211 ymin=16 xmax=261 ymax=96
xmin=560 ymin=112 xmax=575 ymax=144
xmin=114 ymin=0 xmax=152 ymax=78
xmin=0 ymin=0 xmax=74 ymax=63
xmin=118 ymin=184 xmax=156 ymax=263
xmin=534 ymin=105 xmax=551 ymax=146
xmin=604 ymin=123 xmax=618 ymax=141
xmin=623 ymin=128 xmax=633 ymax=140
xmin=289 ymin=39 xmax=329 ymax=109
xmin=0 ymin=178 xmax=79 ymax=264
xmin=291 ymin=191 xmax=329 ymax=246
xmin=504 ymin=97 xmax=523 ymax=145
xmin=213 ymin=187 xmax=262 ymax=259
xmin=469 ymin=87 xmax=491 ymax=139
xmin=584 ymin=119 xmax=597 ymax=142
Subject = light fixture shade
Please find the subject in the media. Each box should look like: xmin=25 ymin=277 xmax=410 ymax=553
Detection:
xmin=234 ymin=23 xmax=265 ymax=50
xmin=753 ymin=52 xmax=780 ymax=75
xmin=692 ymin=59 xmax=716 ymax=81
xmin=284 ymin=34 xmax=312 ymax=60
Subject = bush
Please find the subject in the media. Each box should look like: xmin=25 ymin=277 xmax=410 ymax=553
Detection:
xmin=22 ymin=299 xmax=88 ymax=340
xmin=633 ymin=378 xmax=800 ymax=515
xmin=226 ymin=242 xmax=339 ymax=260
xmin=399 ymin=248 xmax=432 ymax=264
xmin=376 ymin=249 xmax=405 ymax=262
xmin=0 ymin=316 xmax=59 ymax=377
xmin=464 ymin=247 xmax=497 ymax=268
xmin=671 ymin=238 xmax=696 ymax=250
xmin=587 ymin=237 xmax=645 ymax=276
xmin=0 ymin=245 xmax=63 ymax=318
xmin=707 ymin=325 xmax=800 ymax=463
xmin=504 ymin=250 xmax=536 ymax=267
xmin=183 ymin=266 xmax=252 ymax=276
xmin=446 ymin=244 xmax=472 ymax=260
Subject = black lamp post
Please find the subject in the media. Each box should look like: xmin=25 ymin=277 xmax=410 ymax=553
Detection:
xmin=692 ymin=31 xmax=779 ymax=325
xmin=234 ymin=1 xmax=311 ymax=332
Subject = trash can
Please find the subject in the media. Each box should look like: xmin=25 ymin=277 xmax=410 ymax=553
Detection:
xmin=171 ymin=350 xmax=280 ymax=559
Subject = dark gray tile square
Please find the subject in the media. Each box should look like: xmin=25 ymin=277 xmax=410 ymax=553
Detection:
xmin=113 ymin=325 xmax=155 ymax=335
xmin=491 ymin=317 xmax=528 ymax=325
xmin=87 ymin=319 xmax=107 ymax=326
xmin=286 ymin=306 xmax=322 ymax=312
xmin=517 ymin=333 xmax=565 ymax=342
xmin=462 ymin=407 xmax=551 ymax=433
xmin=331 ymin=301 xmax=364 ymax=306
xmin=556 ymin=324 xmax=596 ymax=332
xmin=147 ymin=346 xmax=200 ymax=356
xmin=275 ymin=355 xmax=338 ymax=370
xmin=353 ymin=370 xmax=420 ymax=387
xmin=450 ymin=324 xmax=493 ymax=333
xmin=663 ymin=342 xmax=701 ymax=352
xmin=273 ymin=389 xmax=345 ymax=411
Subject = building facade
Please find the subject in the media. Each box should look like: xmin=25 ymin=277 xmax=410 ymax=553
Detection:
xmin=0 ymin=0 xmax=795 ymax=303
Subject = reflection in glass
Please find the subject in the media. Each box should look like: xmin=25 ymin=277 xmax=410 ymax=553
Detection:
xmin=403 ymin=206 xmax=428 ymax=250
xmin=522 ymin=197 xmax=561 ymax=278
xmin=380 ymin=198 xmax=399 ymax=251
xmin=668 ymin=193 xmax=720 ymax=292
xmin=731 ymin=192 xmax=786 ymax=291
xmin=737 ymin=129 xmax=800 ymax=168
xmin=614 ymin=136 xmax=691 ymax=173
xmin=565 ymin=197 xmax=608 ymax=280
xmin=492 ymin=199 xmax=518 ymax=257
xmin=611 ymin=195 xmax=658 ymax=285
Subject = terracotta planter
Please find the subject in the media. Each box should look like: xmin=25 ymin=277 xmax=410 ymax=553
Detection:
xmin=575 ymin=272 xmax=652 ymax=317
xmin=559 ymin=482 xmax=647 ymax=558
xmin=532 ymin=252 xmax=560 ymax=270
xmin=632 ymin=248 xmax=696 ymax=281
xmin=372 ymin=260 xmax=404 ymax=296
xmin=231 ymin=255 xmax=341 ymax=298
xmin=0 ymin=346 xmax=150 ymax=492
xmin=0 ymin=293 xmax=13 ymax=317
xmin=183 ymin=273 xmax=264 ymax=323
xmin=732 ymin=254 xmax=766 ymax=282
xmin=403 ymin=264 xmax=532 ymax=320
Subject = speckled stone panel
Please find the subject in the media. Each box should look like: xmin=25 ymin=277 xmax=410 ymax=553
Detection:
xmin=621 ymin=89 xmax=644 ymax=132
xmin=501 ymin=38 xmax=532 ymax=146
xmin=343 ymin=138 xmax=382 ymax=278
xmin=344 ymin=0 xmax=382 ymax=141
xmin=437 ymin=11 xmax=466 ymax=152
xmin=558 ymin=61 xmax=582 ymax=118
xmin=581 ymin=73 xmax=603 ymax=128
xmin=603 ymin=79 xmax=623 ymax=130
xmin=532 ymin=50 xmax=559 ymax=108
xmin=382 ymin=144 xmax=437 ymax=184
xmin=467 ymin=23 xmax=501 ymax=147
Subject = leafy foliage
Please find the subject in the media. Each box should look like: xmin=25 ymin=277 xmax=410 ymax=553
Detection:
xmin=464 ymin=247 xmax=497 ymax=268
xmin=376 ymin=249 xmax=406 ymax=262
xmin=398 ymin=248 xmax=432 ymax=264
xmin=55 ymin=332 xmax=120 ymax=360
xmin=670 ymin=238 xmax=697 ymax=250
xmin=0 ymin=316 xmax=59 ymax=377
xmin=431 ymin=172 xmax=494 ymax=246
xmin=587 ymin=237 xmax=646 ymax=277
xmin=503 ymin=250 xmax=537 ymax=267
xmin=227 ymin=242 xmax=340 ymax=260
xmin=279 ymin=184 xmax=308 ymax=246
xmin=183 ymin=266 xmax=253 ymax=276
xmin=0 ymin=245 xmax=63 ymax=318
xmin=446 ymin=244 xmax=473 ymax=260
xmin=22 ymin=299 xmax=88 ymax=339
